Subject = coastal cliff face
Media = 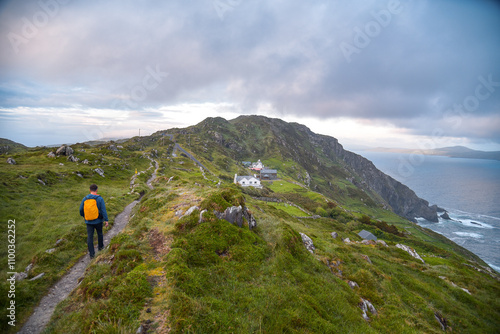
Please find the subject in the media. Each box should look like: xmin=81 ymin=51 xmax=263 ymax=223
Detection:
xmin=172 ymin=116 xmax=439 ymax=222
xmin=295 ymin=124 xmax=438 ymax=222
xmin=336 ymin=149 xmax=438 ymax=222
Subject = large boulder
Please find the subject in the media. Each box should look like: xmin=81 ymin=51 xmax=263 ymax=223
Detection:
xmin=56 ymin=145 xmax=74 ymax=156
xmin=215 ymin=206 xmax=257 ymax=229
xmin=6 ymin=157 xmax=16 ymax=165
xmin=55 ymin=145 xmax=66 ymax=155
xmin=223 ymin=206 xmax=244 ymax=227
xmin=47 ymin=152 xmax=56 ymax=158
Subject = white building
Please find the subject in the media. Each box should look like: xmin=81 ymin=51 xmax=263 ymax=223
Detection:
xmin=250 ymin=159 xmax=264 ymax=171
xmin=234 ymin=174 xmax=262 ymax=188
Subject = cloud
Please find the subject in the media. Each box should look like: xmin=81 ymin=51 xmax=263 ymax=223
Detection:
xmin=0 ymin=0 xmax=499 ymax=147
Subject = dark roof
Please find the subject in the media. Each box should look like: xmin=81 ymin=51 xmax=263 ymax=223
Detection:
xmin=358 ymin=229 xmax=377 ymax=241
xmin=260 ymin=169 xmax=277 ymax=174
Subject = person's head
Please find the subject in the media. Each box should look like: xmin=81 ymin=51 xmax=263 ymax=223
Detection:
xmin=90 ymin=184 xmax=98 ymax=193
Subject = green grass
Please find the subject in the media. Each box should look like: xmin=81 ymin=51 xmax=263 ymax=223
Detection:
xmin=0 ymin=142 xmax=153 ymax=333
xmin=2 ymin=130 xmax=500 ymax=333
xmin=267 ymin=178 xmax=307 ymax=193
xmin=267 ymin=202 xmax=309 ymax=217
xmin=47 ymin=181 xmax=500 ymax=333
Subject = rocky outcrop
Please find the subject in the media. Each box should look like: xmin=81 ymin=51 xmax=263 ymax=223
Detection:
xmin=7 ymin=157 xmax=16 ymax=164
xmin=67 ymin=155 xmax=79 ymax=162
xmin=215 ymin=206 xmax=257 ymax=229
xmin=242 ymin=208 xmax=257 ymax=230
xmin=376 ymin=240 xmax=388 ymax=247
xmin=30 ymin=273 xmax=45 ymax=281
xmin=198 ymin=209 xmax=208 ymax=223
xmin=94 ymin=168 xmax=105 ymax=177
xmin=440 ymin=212 xmax=451 ymax=220
xmin=181 ymin=206 xmax=199 ymax=219
xmin=359 ymin=298 xmax=377 ymax=321
xmin=299 ymin=233 xmax=315 ymax=253
xmin=348 ymin=281 xmax=359 ymax=289
xmin=220 ymin=206 xmax=243 ymax=227
xmin=56 ymin=145 xmax=73 ymax=156
xmin=396 ymin=244 xmax=425 ymax=263
xmin=361 ymin=254 xmax=372 ymax=264
xmin=434 ymin=311 xmax=448 ymax=331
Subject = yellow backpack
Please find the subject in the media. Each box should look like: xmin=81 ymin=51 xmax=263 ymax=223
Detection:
xmin=84 ymin=198 xmax=100 ymax=220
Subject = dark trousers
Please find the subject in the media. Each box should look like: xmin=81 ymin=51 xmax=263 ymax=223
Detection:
xmin=86 ymin=223 xmax=104 ymax=257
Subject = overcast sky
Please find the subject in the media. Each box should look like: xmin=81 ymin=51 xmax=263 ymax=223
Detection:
xmin=1 ymin=0 xmax=499 ymax=150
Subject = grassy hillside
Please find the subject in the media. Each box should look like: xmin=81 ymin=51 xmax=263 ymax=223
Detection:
xmin=0 ymin=136 xmax=173 ymax=333
xmin=1 ymin=118 xmax=499 ymax=333
xmin=47 ymin=158 xmax=500 ymax=333
xmin=0 ymin=138 xmax=28 ymax=155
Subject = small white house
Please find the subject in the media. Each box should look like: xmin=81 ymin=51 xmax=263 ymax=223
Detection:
xmin=250 ymin=159 xmax=264 ymax=171
xmin=234 ymin=174 xmax=262 ymax=188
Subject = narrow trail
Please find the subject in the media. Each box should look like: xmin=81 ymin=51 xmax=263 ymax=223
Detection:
xmin=18 ymin=160 xmax=159 ymax=334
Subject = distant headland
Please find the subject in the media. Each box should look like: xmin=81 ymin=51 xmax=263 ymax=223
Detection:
xmin=367 ymin=146 xmax=500 ymax=161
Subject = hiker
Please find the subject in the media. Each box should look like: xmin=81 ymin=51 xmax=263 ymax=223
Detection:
xmin=79 ymin=184 xmax=108 ymax=258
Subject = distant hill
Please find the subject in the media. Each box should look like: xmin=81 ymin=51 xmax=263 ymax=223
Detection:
xmin=0 ymin=138 xmax=27 ymax=154
xmin=370 ymin=146 xmax=500 ymax=161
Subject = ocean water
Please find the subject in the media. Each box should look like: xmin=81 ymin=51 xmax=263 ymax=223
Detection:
xmin=358 ymin=151 xmax=500 ymax=272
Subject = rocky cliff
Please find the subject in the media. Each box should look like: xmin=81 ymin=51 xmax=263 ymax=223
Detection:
xmin=285 ymin=122 xmax=438 ymax=222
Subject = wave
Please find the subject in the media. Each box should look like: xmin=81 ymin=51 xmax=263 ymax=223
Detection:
xmin=445 ymin=208 xmax=500 ymax=221
xmin=443 ymin=209 xmax=498 ymax=228
xmin=417 ymin=216 xmax=495 ymax=229
xmin=429 ymin=212 xmax=496 ymax=229
xmin=488 ymin=263 xmax=500 ymax=273
xmin=456 ymin=219 xmax=495 ymax=229
xmin=453 ymin=232 xmax=483 ymax=238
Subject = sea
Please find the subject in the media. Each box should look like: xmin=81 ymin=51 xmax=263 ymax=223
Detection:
xmin=357 ymin=150 xmax=500 ymax=273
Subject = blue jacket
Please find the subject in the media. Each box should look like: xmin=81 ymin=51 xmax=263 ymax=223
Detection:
xmin=79 ymin=194 xmax=108 ymax=224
